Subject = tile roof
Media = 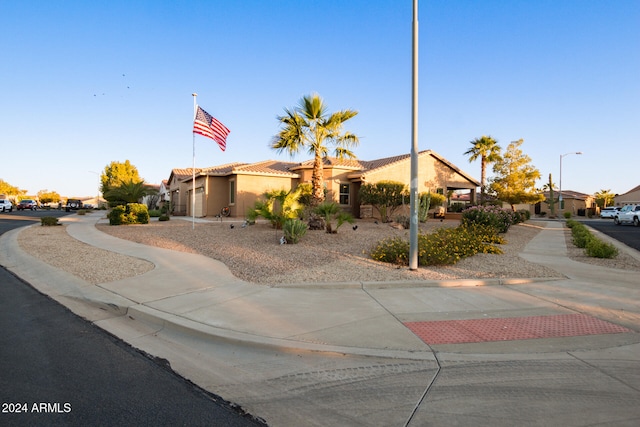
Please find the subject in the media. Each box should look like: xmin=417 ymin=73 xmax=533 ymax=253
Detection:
xmin=232 ymin=160 xmax=299 ymax=177
xmin=169 ymin=168 xmax=200 ymax=181
xmin=620 ymin=184 xmax=640 ymax=195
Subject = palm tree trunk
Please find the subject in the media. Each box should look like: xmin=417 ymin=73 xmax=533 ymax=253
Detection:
xmin=311 ymin=151 xmax=324 ymax=206
xmin=480 ymin=156 xmax=486 ymax=205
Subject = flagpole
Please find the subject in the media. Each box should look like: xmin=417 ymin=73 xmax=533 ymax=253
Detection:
xmin=192 ymin=93 xmax=197 ymax=229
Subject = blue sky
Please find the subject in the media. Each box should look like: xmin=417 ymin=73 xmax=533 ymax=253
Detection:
xmin=1 ymin=0 xmax=638 ymax=198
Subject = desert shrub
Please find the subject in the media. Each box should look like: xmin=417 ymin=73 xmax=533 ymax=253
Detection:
xmin=149 ymin=209 xmax=162 ymax=217
xmin=572 ymin=227 xmax=594 ymax=248
xmin=418 ymin=226 xmax=503 ymax=266
xmin=564 ymin=211 xmax=572 ymax=219
xmin=370 ymin=224 xmax=503 ymax=267
xmin=395 ymin=215 xmax=410 ymax=229
xmin=358 ymin=181 xmax=406 ymax=223
xmin=283 ymin=219 xmax=308 ymax=243
xmin=107 ymin=204 xmax=149 ymax=225
xmin=158 ymin=215 xmax=170 ymax=221
xmin=515 ymin=209 xmax=531 ymax=223
xmin=568 ymin=220 xmax=618 ymax=258
xmin=127 ymin=203 xmax=149 ymax=224
xmin=108 ymin=206 xmax=126 ymax=225
xmin=585 ymin=239 xmax=618 ymax=258
xmin=40 ymin=217 xmax=60 ymax=226
xmin=461 ymin=205 xmax=515 ymax=233
xmin=370 ymin=237 xmax=409 ymax=265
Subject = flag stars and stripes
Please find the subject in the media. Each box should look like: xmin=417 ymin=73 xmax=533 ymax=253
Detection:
xmin=193 ymin=106 xmax=230 ymax=151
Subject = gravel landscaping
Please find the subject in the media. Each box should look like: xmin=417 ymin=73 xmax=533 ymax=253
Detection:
xmin=18 ymin=216 xmax=640 ymax=286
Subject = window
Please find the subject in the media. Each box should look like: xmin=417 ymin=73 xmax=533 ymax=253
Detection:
xmin=229 ymin=180 xmax=236 ymax=205
xmin=339 ymin=183 xmax=350 ymax=205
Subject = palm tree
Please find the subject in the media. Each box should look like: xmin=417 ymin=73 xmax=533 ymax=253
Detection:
xmin=104 ymin=180 xmax=155 ymax=205
xmin=464 ymin=135 xmax=502 ymax=205
xmin=271 ymin=93 xmax=359 ymax=206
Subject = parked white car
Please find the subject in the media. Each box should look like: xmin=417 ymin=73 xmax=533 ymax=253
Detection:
xmin=0 ymin=199 xmax=13 ymax=212
xmin=614 ymin=204 xmax=640 ymax=227
xmin=600 ymin=206 xmax=619 ymax=219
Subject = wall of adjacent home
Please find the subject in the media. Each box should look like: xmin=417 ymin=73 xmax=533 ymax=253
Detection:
xmin=614 ymin=187 xmax=640 ymax=205
xmin=362 ymin=154 xmax=476 ymax=194
xmin=232 ymin=174 xmax=300 ymax=218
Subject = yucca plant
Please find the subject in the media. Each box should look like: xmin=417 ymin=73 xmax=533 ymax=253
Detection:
xmin=283 ymin=219 xmax=308 ymax=243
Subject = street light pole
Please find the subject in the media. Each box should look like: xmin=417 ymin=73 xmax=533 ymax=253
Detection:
xmin=559 ymin=151 xmax=582 ymax=216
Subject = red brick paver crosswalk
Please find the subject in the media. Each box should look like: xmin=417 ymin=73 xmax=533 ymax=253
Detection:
xmin=404 ymin=314 xmax=632 ymax=345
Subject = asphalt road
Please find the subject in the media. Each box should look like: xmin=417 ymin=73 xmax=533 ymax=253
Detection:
xmin=581 ymin=218 xmax=640 ymax=251
xmin=0 ymin=211 xmax=266 ymax=426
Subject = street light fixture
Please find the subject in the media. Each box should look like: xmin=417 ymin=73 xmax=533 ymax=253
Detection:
xmin=559 ymin=152 xmax=582 ymax=215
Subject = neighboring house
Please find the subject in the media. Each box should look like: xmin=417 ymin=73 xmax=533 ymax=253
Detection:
xmin=614 ymin=185 xmax=640 ymax=206
xmin=141 ymin=184 xmax=161 ymax=209
xmin=168 ymin=150 xmax=480 ymax=219
xmin=158 ymin=180 xmax=170 ymax=208
xmin=531 ymin=190 xmax=595 ymax=217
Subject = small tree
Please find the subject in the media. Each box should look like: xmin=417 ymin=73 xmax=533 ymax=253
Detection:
xmin=489 ymin=139 xmax=544 ymax=210
xmin=358 ymin=181 xmax=406 ymax=223
xmin=37 ymin=190 xmax=61 ymax=206
xmin=101 ymin=160 xmax=143 ymax=198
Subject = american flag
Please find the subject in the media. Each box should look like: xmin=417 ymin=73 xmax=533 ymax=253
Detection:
xmin=193 ymin=106 xmax=230 ymax=151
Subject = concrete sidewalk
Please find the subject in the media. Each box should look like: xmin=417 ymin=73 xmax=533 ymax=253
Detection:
xmin=2 ymin=212 xmax=638 ymax=356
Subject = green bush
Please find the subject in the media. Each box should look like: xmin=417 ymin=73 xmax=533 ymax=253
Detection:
xmin=159 ymin=214 xmax=170 ymax=221
xmin=568 ymin=220 xmax=618 ymax=259
xmin=358 ymin=180 xmax=406 ymax=223
xmin=585 ymin=239 xmax=618 ymax=258
xmin=127 ymin=203 xmax=149 ymax=224
xmin=370 ymin=224 xmax=503 ymax=267
xmin=564 ymin=211 xmax=572 ymax=219
xmin=107 ymin=204 xmax=149 ymax=225
xmin=283 ymin=219 xmax=308 ymax=243
xmin=370 ymin=237 xmax=409 ymax=265
xmin=149 ymin=209 xmax=162 ymax=217
xmin=108 ymin=206 xmax=126 ymax=225
xmin=40 ymin=217 xmax=60 ymax=226
xmin=515 ymin=209 xmax=531 ymax=223
xmin=572 ymin=227 xmax=594 ymax=248
xmin=461 ymin=205 xmax=516 ymax=233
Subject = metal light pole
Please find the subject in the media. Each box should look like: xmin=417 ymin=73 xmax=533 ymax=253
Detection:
xmin=409 ymin=0 xmax=419 ymax=270
xmin=559 ymin=151 xmax=582 ymax=215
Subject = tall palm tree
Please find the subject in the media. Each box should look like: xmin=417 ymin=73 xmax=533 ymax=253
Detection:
xmin=271 ymin=93 xmax=359 ymax=206
xmin=464 ymin=135 xmax=502 ymax=205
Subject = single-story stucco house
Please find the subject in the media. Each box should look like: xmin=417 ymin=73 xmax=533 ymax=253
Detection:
xmin=167 ymin=150 xmax=480 ymax=219
xmin=614 ymin=185 xmax=640 ymax=206
xmin=526 ymin=190 xmax=595 ymax=217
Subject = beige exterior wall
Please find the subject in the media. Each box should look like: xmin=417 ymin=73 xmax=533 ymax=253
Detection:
xmin=202 ymin=174 xmax=300 ymax=218
xmin=169 ymin=175 xmax=190 ymax=215
xmin=614 ymin=187 xmax=640 ymax=205
xmin=362 ymin=154 xmax=475 ymax=194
